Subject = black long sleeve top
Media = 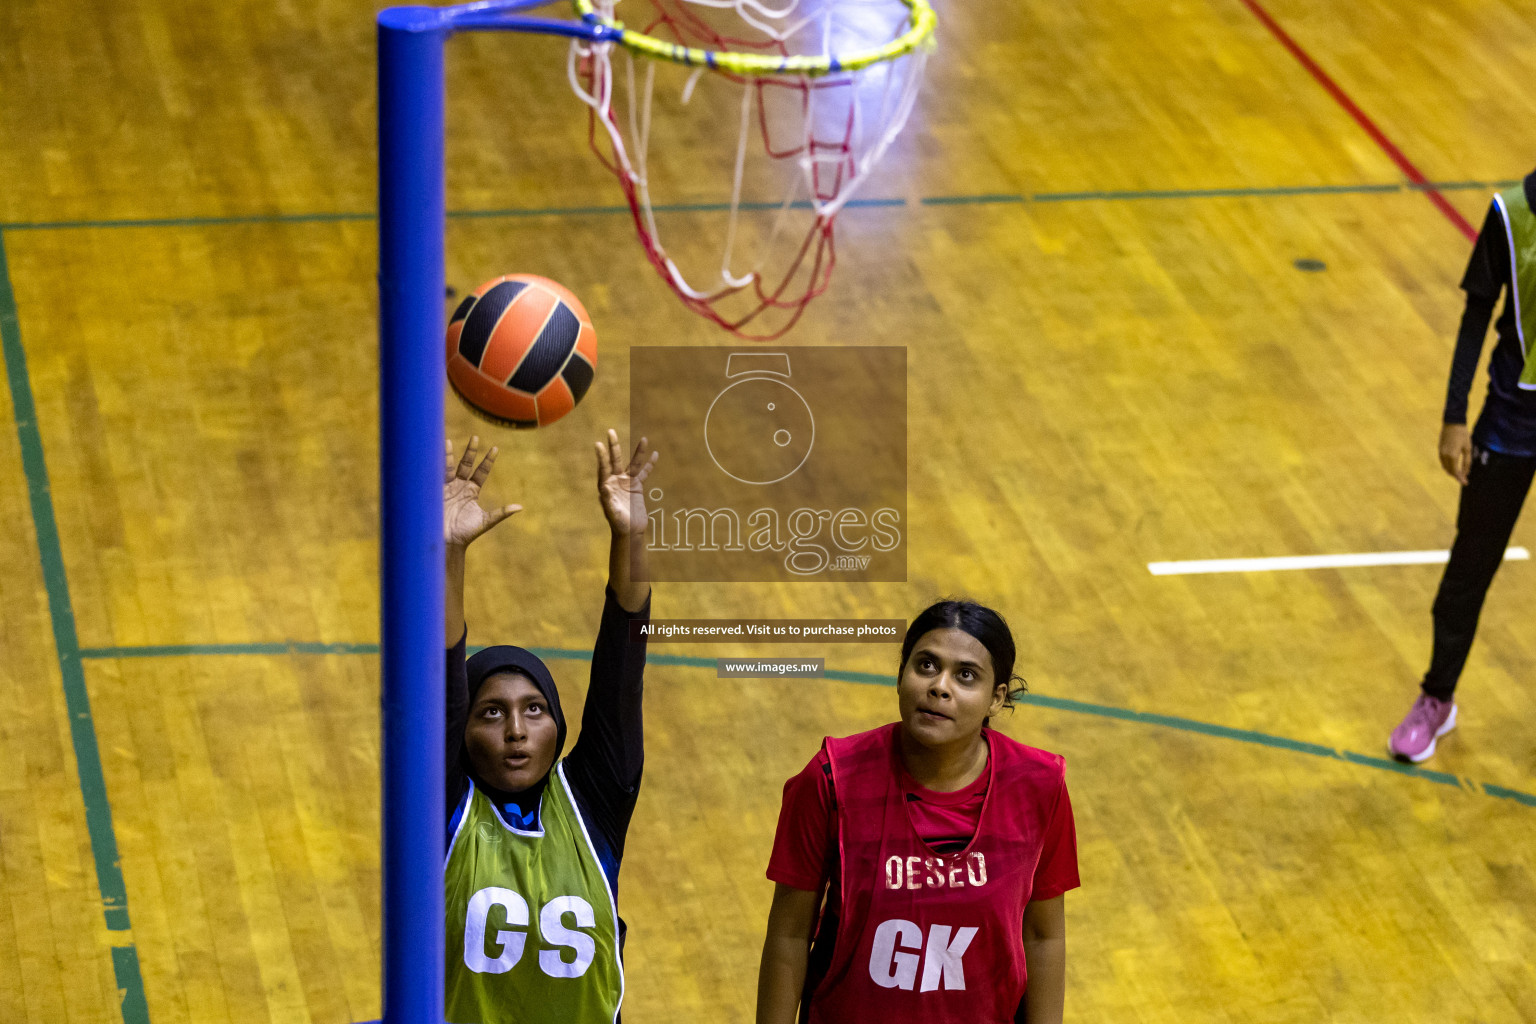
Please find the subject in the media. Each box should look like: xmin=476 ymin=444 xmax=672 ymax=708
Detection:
xmin=1442 ymin=170 xmax=1536 ymax=455
xmin=446 ymin=586 xmax=650 ymax=895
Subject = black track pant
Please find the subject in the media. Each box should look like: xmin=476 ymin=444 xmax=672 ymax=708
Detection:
xmin=1422 ymin=445 xmax=1536 ymax=700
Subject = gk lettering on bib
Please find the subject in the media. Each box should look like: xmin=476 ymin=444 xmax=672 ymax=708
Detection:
xmin=804 ymin=724 xmax=1068 ymax=1024
xmin=868 ymin=919 xmax=979 ymax=991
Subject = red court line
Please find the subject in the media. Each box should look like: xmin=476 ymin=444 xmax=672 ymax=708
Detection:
xmin=1236 ymin=0 xmax=1478 ymax=242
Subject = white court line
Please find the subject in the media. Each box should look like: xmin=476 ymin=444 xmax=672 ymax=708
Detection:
xmin=1148 ymin=548 xmax=1531 ymax=576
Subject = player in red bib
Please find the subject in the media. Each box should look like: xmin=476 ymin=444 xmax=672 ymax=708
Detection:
xmin=756 ymin=600 xmax=1079 ymax=1024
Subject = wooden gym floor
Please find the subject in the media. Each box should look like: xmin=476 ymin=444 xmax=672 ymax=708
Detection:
xmin=3 ymin=0 xmax=1536 ymax=1021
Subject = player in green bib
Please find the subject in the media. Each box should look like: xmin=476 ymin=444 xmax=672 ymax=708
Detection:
xmin=442 ymin=431 xmax=657 ymax=1024
xmin=1387 ymin=168 xmax=1536 ymax=762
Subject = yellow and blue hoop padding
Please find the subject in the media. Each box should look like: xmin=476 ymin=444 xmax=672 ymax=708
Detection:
xmin=443 ymin=0 xmax=936 ymax=76
xmin=569 ymin=0 xmax=936 ymax=76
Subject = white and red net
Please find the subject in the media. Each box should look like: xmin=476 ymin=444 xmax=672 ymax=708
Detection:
xmin=568 ymin=0 xmax=929 ymax=340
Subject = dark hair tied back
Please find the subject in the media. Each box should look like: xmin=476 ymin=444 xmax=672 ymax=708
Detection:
xmin=899 ymin=599 xmax=1027 ymax=720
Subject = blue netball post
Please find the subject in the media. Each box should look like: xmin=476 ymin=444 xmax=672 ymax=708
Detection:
xmin=377 ymin=4 xmax=930 ymax=1019
xmin=377 ymin=6 xmax=616 ymax=1021
xmin=378 ymin=9 xmax=447 ymax=1024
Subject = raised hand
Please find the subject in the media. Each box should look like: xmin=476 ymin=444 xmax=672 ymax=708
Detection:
xmin=445 ymin=436 xmax=522 ymax=548
xmin=596 ymin=429 xmax=658 ymax=538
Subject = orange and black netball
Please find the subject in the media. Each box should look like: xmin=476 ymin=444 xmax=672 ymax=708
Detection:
xmin=446 ymin=274 xmax=598 ymax=428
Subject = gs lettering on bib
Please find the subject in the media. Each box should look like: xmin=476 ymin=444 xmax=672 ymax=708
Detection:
xmin=805 ymin=724 xmax=1067 ymax=1024
xmin=461 ymin=889 xmax=598 ymax=979
xmin=444 ymin=764 xmax=623 ymax=1024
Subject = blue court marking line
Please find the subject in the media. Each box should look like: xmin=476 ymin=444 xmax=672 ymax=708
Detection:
xmin=76 ymin=641 xmax=1536 ymax=809
xmin=0 ymin=232 xmax=151 ymax=1021
xmin=0 ymin=180 xmax=1517 ymax=232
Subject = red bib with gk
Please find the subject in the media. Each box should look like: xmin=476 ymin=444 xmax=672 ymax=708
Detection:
xmin=808 ymin=724 xmax=1065 ymax=1024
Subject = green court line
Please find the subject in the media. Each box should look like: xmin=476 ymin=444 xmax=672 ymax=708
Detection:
xmin=1 ymin=180 xmax=1517 ymax=233
xmin=1410 ymin=180 xmax=1513 ymax=191
xmin=0 ymin=232 xmax=150 ymax=1022
xmin=1022 ymin=183 xmax=1404 ymax=202
xmin=921 ymin=193 xmax=1029 ymax=206
xmin=0 ymin=196 xmax=904 ymax=233
xmin=76 ymin=640 xmax=1536 ymax=808
xmin=80 ymin=641 xmax=381 ymax=658
xmin=448 ymin=196 xmax=904 ymax=219
xmin=0 ymin=211 xmax=377 ymax=231
xmin=928 ymin=179 xmax=1519 ymax=206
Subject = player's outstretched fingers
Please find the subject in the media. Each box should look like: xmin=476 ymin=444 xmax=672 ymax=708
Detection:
xmin=624 ymin=436 xmax=651 ymax=478
xmin=486 ymin=502 xmax=523 ymax=530
xmin=596 ymin=439 xmax=614 ymax=485
xmin=446 ymin=438 xmax=457 ymax=485
xmin=606 ymin=428 xmax=625 ymax=474
xmin=633 ymin=448 xmax=659 ymax=486
xmin=457 ymin=436 xmax=480 ymax=480
xmin=470 ymin=445 xmax=499 ymax=487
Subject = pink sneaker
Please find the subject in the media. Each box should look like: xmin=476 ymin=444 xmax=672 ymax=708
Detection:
xmin=1388 ymin=694 xmax=1458 ymax=763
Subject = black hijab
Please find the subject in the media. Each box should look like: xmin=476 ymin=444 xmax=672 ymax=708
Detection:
xmin=465 ymin=645 xmax=567 ymax=796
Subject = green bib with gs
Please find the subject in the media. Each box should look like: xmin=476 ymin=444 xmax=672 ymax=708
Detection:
xmin=444 ymin=763 xmax=623 ymax=1024
xmin=1494 ymin=185 xmax=1536 ymax=388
